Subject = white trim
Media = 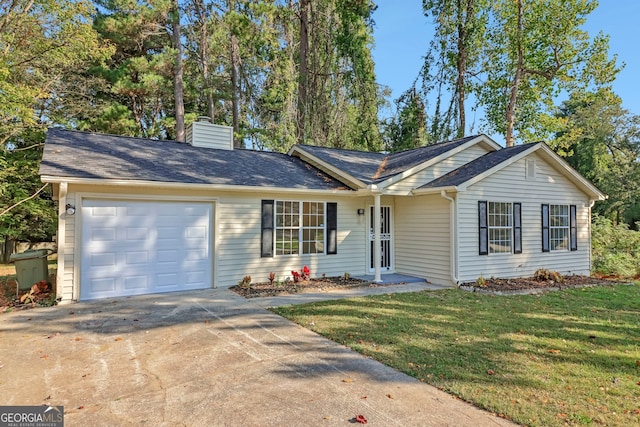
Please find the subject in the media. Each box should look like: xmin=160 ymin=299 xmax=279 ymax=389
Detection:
xmin=372 ymin=194 xmax=382 ymax=282
xmin=412 ymin=185 xmax=461 ymax=196
xmin=56 ymin=182 xmax=68 ymax=301
xmin=288 ymin=146 xmax=367 ymax=189
xmin=74 ymin=193 xmax=218 ymax=300
xmin=40 ymin=176 xmax=356 ymax=196
xmin=412 ymin=143 xmax=606 ymax=200
xmin=377 ymin=135 xmax=501 ymax=190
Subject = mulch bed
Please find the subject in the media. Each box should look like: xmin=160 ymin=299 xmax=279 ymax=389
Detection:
xmin=232 ymin=274 xmax=630 ymax=299
xmin=461 ymin=274 xmax=626 ymax=293
xmin=230 ymin=276 xmax=386 ymax=298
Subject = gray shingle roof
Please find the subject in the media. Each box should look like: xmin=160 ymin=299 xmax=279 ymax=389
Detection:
xmin=39 ymin=128 xmax=352 ymax=191
xmin=296 ymin=135 xmax=480 ymax=184
xmin=418 ymin=143 xmax=537 ymax=189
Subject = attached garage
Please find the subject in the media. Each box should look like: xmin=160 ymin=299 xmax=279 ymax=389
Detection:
xmin=80 ymin=199 xmax=213 ymax=300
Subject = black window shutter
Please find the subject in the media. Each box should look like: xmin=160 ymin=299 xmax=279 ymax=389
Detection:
xmin=478 ymin=201 xmax=488 ymax=255
xmin=570 ymin=204 xmax=577 ymax=251
xmin=326 ymin=202 xmax=338 ymax=255
xmin=261 ymin=200 xmax=274 ymax=257
xmin=541 ymin=204 xmax=550 ymax=252
xmin=513 ymin=202 xmax=522 ymax=254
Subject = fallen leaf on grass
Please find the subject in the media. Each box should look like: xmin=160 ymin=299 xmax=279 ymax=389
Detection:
xmin=635 ymin=360 xmax=640 ymax=367
xmin=342 ymin=378 xmax=354 ymax=383
xmin=547 ymin=349 xmax=561 ymax=354
xmin=487 ymin=369 xmax=495 ymax=375
xmin=114 ymin=337 xmax=123 ymax=342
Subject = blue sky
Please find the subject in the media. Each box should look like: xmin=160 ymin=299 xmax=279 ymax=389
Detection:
xmin=372 ymin=1 xmax=640 ymax=131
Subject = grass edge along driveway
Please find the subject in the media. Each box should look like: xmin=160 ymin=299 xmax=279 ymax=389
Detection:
xmin=272 ymin=284 xmax=640 ymax=427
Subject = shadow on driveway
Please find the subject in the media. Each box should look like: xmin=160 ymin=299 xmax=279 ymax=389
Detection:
xmin=0 ymin=287 xmax=513 ymax=426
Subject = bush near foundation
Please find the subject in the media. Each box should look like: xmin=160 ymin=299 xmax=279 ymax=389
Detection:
xmin=591 ymin=215 xmax=640 ymax=278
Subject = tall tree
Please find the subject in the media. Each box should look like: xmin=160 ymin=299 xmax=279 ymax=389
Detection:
xmin=0 ymin=0 xmax=111 ymax=252
xmin=170 ymin=0 xmax=186 ymax=142
xmin=296 ymin=0 xmax=309 ymax=145
xmin=479 ymin=0 xmax=619 ymax=146
xmin=552 ymin=89 xmax=640 ymax=227
xmin=422 ymin=0 xmax=487 ymax=138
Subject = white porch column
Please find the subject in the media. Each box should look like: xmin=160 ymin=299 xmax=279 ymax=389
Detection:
xmin=373 ymin=191 xmax=382 ymax=283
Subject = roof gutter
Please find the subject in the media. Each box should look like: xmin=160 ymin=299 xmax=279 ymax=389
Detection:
xmin=39 ymin=176 xmax=356 ymax=196
xmin=411 ymin=185 xmax=460 ymax=196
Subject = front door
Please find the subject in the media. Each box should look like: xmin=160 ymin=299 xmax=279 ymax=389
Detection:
xmin=369 ymin=206 xmax=392 ymax=272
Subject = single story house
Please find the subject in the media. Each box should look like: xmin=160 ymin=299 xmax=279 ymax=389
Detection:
xmin=39 ymin=122 xmax=605 ymax=302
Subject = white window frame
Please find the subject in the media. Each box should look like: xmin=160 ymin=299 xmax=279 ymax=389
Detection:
xmin=549 ymin=204 xmax=569 ymax=251
xmin=275 ymin=201 xmax=325 ymax=256
xmin=488 ymin=202 xmax=513 ymax=254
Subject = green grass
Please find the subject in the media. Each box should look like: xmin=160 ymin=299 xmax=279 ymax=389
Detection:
xmin=272 ymin=284 xmax=640 ymax=426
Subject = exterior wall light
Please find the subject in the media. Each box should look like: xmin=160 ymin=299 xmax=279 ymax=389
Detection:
xmin=65 ymin=204 xmax=75 ymax=216
xmin=357 ymin=208 xmax=365 ymax=216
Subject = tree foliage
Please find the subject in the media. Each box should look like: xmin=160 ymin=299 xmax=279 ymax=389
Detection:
xmin=0 ymin=0 xmax=112 ymax=247
xmin=552 ymin=89 xmax=640 ymax=227
xmin=478 ymin=0 xmax=619 ymax=146
xmin=591 ymin=215 xmax=640 ymax=277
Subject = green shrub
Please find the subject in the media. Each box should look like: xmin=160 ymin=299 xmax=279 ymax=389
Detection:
xmin=591 ymin=216 xmax=640 ymax=277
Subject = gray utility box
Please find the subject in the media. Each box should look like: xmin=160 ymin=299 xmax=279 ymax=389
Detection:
xmin=9 ymin=249 xmax=51 ymax=291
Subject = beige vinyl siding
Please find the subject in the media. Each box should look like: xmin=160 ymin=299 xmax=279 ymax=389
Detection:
xmin=457 ymin=152 xmax=592 ymax=282
xmin=394 ymin=194 xmax=453 ymax=286
xmin=58 ymin=184 xmax=366 ymax=301
xmin=59 ymin=192 xmax=76 ymax=302
xmin=216 ymin=193 xmax=366 ymax=286
xmin=386 ymin=144 xmax=489 ymax=195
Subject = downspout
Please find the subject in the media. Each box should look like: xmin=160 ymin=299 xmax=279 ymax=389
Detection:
xmin=56 ymin=182 xmax=67 ymax=301
xmin=373 ymin=190 xmax=382 ymax=283
xmin=440 ymin=190 xmax=459 ymax=285
xmin=588 ymin=199 xmax=596 ymax=274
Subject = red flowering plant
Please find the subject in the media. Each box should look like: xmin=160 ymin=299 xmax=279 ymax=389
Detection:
xmin=291 ymin=265 xmax=311 ymax=283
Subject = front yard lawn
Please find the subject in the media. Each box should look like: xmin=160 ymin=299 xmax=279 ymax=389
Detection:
xmin=272 ymin=284 xmax=640 ymax=426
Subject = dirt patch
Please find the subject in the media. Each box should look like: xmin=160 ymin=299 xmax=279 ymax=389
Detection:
xmin=230 ymin=276 xmax=390 ymax=298
xmin=1 ymin=272 xmax=58 ymax=313
xmin=461 ymin=274 xmax=624 ymax=293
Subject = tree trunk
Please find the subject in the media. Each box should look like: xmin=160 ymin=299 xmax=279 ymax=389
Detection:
xmin=505 ymin=0 xmax=523 ymax=147
xmin=230 ymin=32 xmax=241 ymax=148
xmin=296 ymin=0 xmax=310 ymax=145
xmin=193 ymin=0 xmax=215 ymax=122
xmin=171 ymin=0 xmax=185 ymax=142
xmin=1 ymin=238 xmax=16 ymax=264
xmin=455 ymin=0 xmax=474 ymax=137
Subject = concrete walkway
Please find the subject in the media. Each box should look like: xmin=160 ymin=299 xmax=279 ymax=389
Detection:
xmin=0 ymin=286 xmax=514 ymax=426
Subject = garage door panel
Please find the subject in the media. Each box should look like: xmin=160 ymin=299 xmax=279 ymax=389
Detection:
xmin=81 ymin=200 xmax=213 ymax=300
xmin=124 ymin=275 xmax=148 ymax=290
xmin=91 ymin=252 xmax=116 ymax=267
xmin=88 ymin=278 xmax=117 ymax=293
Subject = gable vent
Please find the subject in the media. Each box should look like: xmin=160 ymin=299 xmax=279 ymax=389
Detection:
xmin=186 ymin=118 xmax=233 ymax=150
xmin=526 ymin=159 xmax=536 ymax=179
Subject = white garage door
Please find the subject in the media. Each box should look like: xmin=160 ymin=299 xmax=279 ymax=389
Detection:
xmin=80 ymin=199 xmax=213 ymax=300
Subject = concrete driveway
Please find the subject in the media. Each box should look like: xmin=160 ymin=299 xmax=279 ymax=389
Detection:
xmin=0 ymin=288 xmax=514 ymax=426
